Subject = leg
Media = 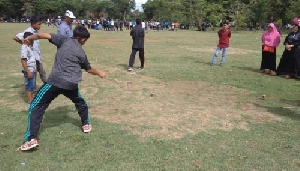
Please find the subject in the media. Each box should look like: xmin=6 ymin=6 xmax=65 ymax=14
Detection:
xmin=211 ymin=47 xmax=221 ymax=64
xmin=270 ymin=48 xmax=277 ymax=75
xmin=138 ymin=48 xmax=145 ymax=68
xmin=24 ymin=83 xmax=60 ymax=141
xmin=62 ymin=88 xmax=89 ymax=126
xmin=220 ymin=48 xmax=228 ymax=65
xmin=36 ymin=61 xmax=47 ymax=83
xmin=129 ymin=48 xmax=138 ymax=69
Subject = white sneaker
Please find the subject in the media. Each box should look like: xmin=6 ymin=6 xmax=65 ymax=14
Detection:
xmin=82 ymin=124 xmax=92 ymax=133
xmin=127 ymin=67 xmax=133 ymax=71
xmin=20 ymin=138 xmax=39 ymax=151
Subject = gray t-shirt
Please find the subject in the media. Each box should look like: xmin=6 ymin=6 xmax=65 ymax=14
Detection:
xmin=47 ymin=34 xmax=91 ymax=90
xmin=130 ymin=25 xmax=145 ymax=48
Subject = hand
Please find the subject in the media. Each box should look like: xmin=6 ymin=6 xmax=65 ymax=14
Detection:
xmin=98 ymin=72 xmax=106 ymax=78
xmin=285 ymin=45 xmax=292 ymax=50
xmin=22 ymin=38 xmax=30 ymax=44
xmin=27 ymin=71 xmax=33 ymax=79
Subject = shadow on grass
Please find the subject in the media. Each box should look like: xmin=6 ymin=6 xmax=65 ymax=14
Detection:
xmin=233 ymin=66 xmax=260 ymax=73
xmin=38 ymin=106 xmax=82 ymax=133
xmin=10 ymin=84 xmax=27 ymax=103
xmin=117 ymin=63 xmax=128 ymax=70
xmin=18 ymin=89 xmax=28 ymax=103
xmin=254 ymin=103 xmax=300 ymax=121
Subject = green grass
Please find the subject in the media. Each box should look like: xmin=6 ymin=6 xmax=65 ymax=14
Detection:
xmin=0 ymin=23 xmax=299 ymax=170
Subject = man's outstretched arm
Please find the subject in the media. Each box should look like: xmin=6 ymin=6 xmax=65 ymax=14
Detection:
xmin=25 ymin=33 xmax=52 ymax=41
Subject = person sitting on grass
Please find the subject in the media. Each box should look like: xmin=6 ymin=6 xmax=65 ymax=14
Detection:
xmin=21 ymin=32 xmax=36 ymax=104
xmin=19 ymin=25 xmax=106 ymax=151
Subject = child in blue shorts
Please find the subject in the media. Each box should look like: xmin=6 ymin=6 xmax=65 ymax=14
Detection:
xmin=21 ymin=32 xmax=36 ymax=104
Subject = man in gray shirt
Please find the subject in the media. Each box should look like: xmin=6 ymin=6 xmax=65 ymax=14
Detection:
xmin=19 ymin=25 xmax=106 ymax=151
xmin=128 ymin=18 xmax=145 ymax=71
xmin=57 ymin=10 xmax=76 ymax=37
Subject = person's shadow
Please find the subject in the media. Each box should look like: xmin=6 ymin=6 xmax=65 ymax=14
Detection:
xmin=117 ymin=63 xmax=129 ymax=70
xmin=9 ymin=84 xmax=28 ymax=103
xmin=254 ymin=102 xmax=300 ymax=121
xmin=19 ymin=106 xmax=81 ymax=152
xmin=21 ymin=106 xmax=82 ymax=134
xmin=232 ymin=66 xmax=260 ymax=73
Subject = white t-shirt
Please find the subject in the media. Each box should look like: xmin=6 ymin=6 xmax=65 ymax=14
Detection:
xmin=16 ymin=27 xmax=41 ymax=62
xmin=142 ymin=22 xmax=145 ymax=28
xmin=21 ymin=44 xmax=36 ymax=72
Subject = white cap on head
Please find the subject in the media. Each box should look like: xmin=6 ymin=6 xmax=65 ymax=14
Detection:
xmin=64 ymin=10 xmax=76 ymax=19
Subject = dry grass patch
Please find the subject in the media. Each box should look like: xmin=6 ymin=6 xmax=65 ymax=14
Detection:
xmin=4 ymin=68 xmax=282 ymax=140
xmin=85 ymin=69 xmax=282 ymax=140
xmin=178 ymin=45 xmax=261 ymax=55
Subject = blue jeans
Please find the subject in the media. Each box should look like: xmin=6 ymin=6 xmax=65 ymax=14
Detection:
xmin=211 ymin=47 xmax=228 ymax=64
xmin=23 ymin=71 xmax=36 ymax=91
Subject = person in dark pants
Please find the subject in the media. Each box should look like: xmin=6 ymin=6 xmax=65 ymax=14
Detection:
xmin=19 ymin=25 xmax=106 ymax=151
xmin=260 ymin=23 xmax=281 ymax=76
xmin=128 ymin=18 xmax=145 ymax=71
xmin=276 ymin=18 xmax=300 ymax=78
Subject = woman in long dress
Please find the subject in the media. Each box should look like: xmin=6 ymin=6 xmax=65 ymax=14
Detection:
xmin=260 ymin=23 xmax=281 ymax=76
xmin=276 ymin=18 xmax=300 ymax=78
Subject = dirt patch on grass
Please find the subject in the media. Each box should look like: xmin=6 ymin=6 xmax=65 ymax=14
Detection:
xmin=87 ymin=70 xmax=282 ymax=140
xmin=178 ymin=45 xmax=260 ymax=55
xmin=4 ymin=69 xmax=282 ymax=140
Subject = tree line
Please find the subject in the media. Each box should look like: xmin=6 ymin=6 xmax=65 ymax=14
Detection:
xmin=0 ymin=0 xmax=136 ymax=21
xmin=1 ymin=0 xmax=300 ymax=30
xmin=143 ymin=0 xmax=300 ymax=30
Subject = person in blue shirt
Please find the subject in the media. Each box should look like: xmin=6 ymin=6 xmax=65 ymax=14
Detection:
xmin=57 ymin=10 xmax=76 ymax=37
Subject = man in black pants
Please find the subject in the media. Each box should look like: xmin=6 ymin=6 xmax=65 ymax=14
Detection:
xmin=128 ymin=18 xmax=145 ymax=71
xmin=19 ymin=25 xmax=106 ymax=151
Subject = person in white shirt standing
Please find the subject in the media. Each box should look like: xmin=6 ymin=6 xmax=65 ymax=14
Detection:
xmin=13 ymin=16 xmax=47 ymax=84
xmin=21 ymin=32 xmax=36 ymax=104
xmin=142 ymin=20 xmax=145 ymax=29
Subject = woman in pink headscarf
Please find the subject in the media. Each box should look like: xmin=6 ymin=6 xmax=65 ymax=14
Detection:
xmin=260 ymin=23 xmax=281 ymax=76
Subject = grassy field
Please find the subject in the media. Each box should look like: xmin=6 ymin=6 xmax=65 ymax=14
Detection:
xmin=0 ymin=23 xmax=299 ymax=170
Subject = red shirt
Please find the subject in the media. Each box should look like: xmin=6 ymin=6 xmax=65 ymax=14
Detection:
xmin=217 ymin=28 xmax=231 ymax=48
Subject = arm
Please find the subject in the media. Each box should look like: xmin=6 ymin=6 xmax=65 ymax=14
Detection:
xmin=80 ymin=54 xmax=106 ymax=78
xmin=13 ymin=36 xmax=22 ymax=44
xmin=21 ymin=59 xmax=33 ymax=78
xmin=228 ymin=30 xmax=231 ymax=38
xmin=86 ymin=67 xmax=106 ymax=78
xmin=25 ymin=33 xmax=52 ymax=41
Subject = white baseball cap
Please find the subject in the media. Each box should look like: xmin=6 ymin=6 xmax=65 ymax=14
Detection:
xmin=64 ymin=10 xmax=76 ymax=19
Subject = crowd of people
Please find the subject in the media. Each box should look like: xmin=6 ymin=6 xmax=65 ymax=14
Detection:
xmin=260 ymin=17 xmax=300 ymax=79
xmin=11 ymin=9 xmax=300 ymax=151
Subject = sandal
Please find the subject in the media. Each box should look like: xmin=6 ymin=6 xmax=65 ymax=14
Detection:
xmin=270 ymin=71 xmax=277 ymax=76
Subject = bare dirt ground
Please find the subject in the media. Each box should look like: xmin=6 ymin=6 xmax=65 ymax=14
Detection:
xmin=3 ymin=67 xmax=282 ymax=140
xmin=87 ymin=69 xmax=282 ymax=140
